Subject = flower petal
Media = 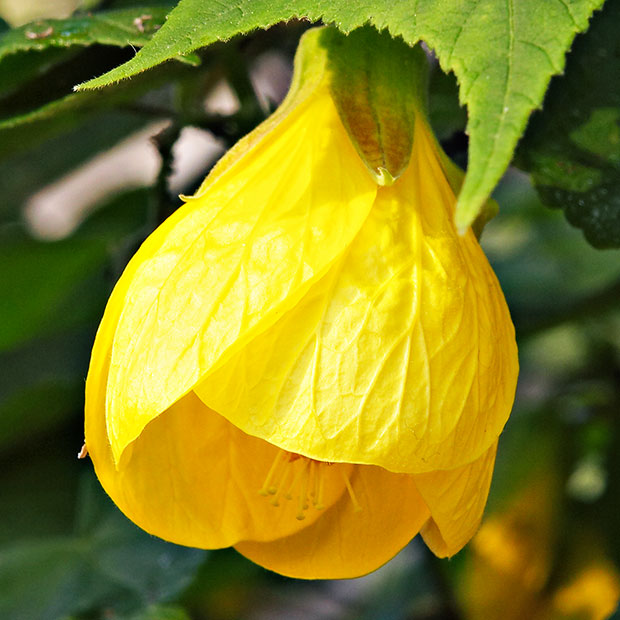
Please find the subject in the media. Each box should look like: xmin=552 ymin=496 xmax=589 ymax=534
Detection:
xmin=234 ymin=464 xmax=431 ymax=579
xmin=86 ymin=278 xmax=348 ymax=546
xmin=88 ymin=386 xmax=350 ymax=547
xmin=415 ymin=440 xmax=498 ymax=557
xmin=196 ymin=120 xmax=517 ymax=473
xmin=104 ymin=87 xmax=377 ymax=463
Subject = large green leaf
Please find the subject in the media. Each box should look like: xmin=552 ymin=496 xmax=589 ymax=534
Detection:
xmin=0 ymin=538 xmax=95 ymax=620
xmin=0 ymin=45 xmax=138 ymax=128
xmin=483 ymin=171 xmax=620 ymax=331
xmin=0 ymin=40 xmax=199 ymax=133
xmin=517 ymin=0 xmax=620 ymax=248
xmin=0 ymin=5 xmax=192 ymax=133
xmin=76 ymin=0 xmax=603 ymax=227
xmin=0 ymin=7 xmax=172 ymax=61
xmin=0 ymin=474 xmax=206 ymax=620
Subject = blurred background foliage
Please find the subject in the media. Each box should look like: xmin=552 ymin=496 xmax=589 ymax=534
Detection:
xmin=0 ymin=0 xmax=619 ymax=619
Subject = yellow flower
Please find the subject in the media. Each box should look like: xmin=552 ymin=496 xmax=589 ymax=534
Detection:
xmin=84 ymin=27 xmax=518 ymax=579
xmin=461 ymin=475 xmax=557 ymax=620
xmin=553 ymin=564 xmax=620 ymax=620
xmin=460 ymin=465 xmax=620 ymax=620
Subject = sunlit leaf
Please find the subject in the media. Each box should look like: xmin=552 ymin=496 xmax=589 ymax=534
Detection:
xmin=76 ymin=0 xmax=603 ymax=228
xmin=0 ymin=7 xmax=173 ymax=62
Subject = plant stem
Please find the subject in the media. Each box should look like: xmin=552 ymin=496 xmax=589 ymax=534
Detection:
xmin=149 ymin=123 xmax=182 ymax=229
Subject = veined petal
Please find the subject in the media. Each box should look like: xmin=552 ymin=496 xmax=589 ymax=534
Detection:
xmin=196 ymin=118 xmax=517 ymax=473
xmin=88 ymin=385 xmax=349 ymax=547
xmin=416 ymin=441 xmax=498 ymax=557
xmin=86 ymin=271 xmax=348 ymax=546
xmin=235 ymin=464 xmax=431 ymax=579
xmin=105 ymin=87 xmax=377 ymax=463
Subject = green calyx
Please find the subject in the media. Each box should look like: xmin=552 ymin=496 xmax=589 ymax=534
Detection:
xmin=289 ymin=28 xmax=495 ymax=232
xmin=320 ymin=26 xmax=429 ymax=186
xmin=288 ymin=26 xmax=428 ymax=186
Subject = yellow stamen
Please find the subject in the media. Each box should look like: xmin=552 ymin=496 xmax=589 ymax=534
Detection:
xmin=270 ymin=460 xmax=292 ymax=507
xmin=259 ymin=450 xmax=362 ymax=518
xmin=285 ymin=456 xmax=308 ymax=500
xmin=314 ymin=466 xmax=325 ymax=510
xmin=296 ymin=459 xmax=310 ymax=520
xmin=305 ymin=460 xmax=315 ymax=510
xmin=342 ymin=470 xmax=362 ymax=513
xmin=259 ymin=450 xmax=285 ymax=496
xmin=308 ymin=460 xmax=318 ymax=505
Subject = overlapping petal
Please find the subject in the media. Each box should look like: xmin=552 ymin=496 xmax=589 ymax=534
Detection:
xmin=87 ymin=337 xmax=350 ymax=547
xmin=86 ymin=258 xmax=349 ymax=547
xmin=195 ymin=119 xmax=517 ymax=473
xmin=235 ymin=465 xmax=431 ymax=579
xmin=416 ymin=440 xmax=498 ymax=557
xmin=104 ymin=87 xmax=377 ymax=464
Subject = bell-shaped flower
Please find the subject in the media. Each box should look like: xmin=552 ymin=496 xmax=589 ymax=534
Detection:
xmin=84 ymin=26 xmax=518 ymax=579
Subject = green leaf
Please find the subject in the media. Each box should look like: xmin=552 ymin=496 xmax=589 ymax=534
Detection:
xmin=0 ymin=229 xmax=107 ymax=352
xmin=76 ymin=0 xmax=603 ymax=227
xmin=518 ymin=0 xmax=620 ymax=248
xmin=0 ymin=44 xmax=194 ymax=133
xmin=0 ymin=45 xmax=137 ymax=128
xmin=484 ymin=171 xmax=620 ymax=329
xmin=0 ymin=538 xmax=95 ymax=620
xmin=0 ymin=474 xmax=206 ymax=620
xmin=0 ymin=330 xmax=92 ymax=451
xmin=0 ymin=7 xmax=172 ymax=62
xmin=0 ymin=48 xmax=73 ymax=99
xmin=0 ymin=7 xmax=189 ymax=134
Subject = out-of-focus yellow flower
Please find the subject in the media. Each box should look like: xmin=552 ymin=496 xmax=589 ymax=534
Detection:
xmin=84 ymin=26 xmax=518 ymax=579
xmin=462 ymin=476 xmax=557 ymax=620
xmin=460 ymin=464 xmax=620 ymax=620
xmin=553 ymin=563 xmax=620 ymax=620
